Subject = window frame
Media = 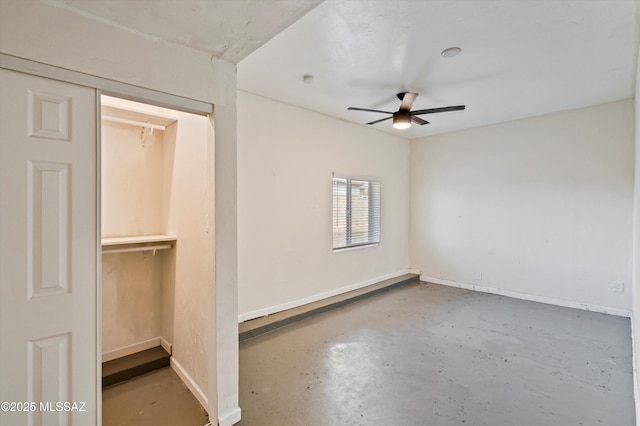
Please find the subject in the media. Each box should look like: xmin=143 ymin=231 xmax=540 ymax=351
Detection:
xmin=332 ymin=174 xmax=380 ymax=251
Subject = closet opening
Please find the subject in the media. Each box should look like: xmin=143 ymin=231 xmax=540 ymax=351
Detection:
xmin=99 ymin=94 xmax=214 ymax=421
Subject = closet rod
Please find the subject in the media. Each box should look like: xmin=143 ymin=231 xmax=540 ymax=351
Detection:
xmin=102 ymin=115 xmax=167 ymax=130
xmin=102 ymin=244 xmax=173 ymax=255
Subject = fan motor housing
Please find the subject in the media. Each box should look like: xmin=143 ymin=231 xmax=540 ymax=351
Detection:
xmin=392 ymin=110 xmax=412 ymax=129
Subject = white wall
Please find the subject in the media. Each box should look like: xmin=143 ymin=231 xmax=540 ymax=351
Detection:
xmin=101 ymin=118 xmax=165 ymax=355
xmin=0 ymin=0 xmax=219 ymax=103
xmin=411 ymin=99 xmax=635 ymax=312
xmin=632 ymin=41 xmax=640 ymax=421
xmin=102 ymin=252 xmax=164 ymax=354
xmin=162 ymin=108 xmax=212 ymax=402
xmin=102 ymin=123 xmax=165 ymax=237
xmin=237 ymin=91 xmax=410 ymax=320
xmin=213 ymin=69 xmax=240 ymax=426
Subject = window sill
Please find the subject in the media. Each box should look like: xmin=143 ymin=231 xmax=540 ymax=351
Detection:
xmin=333 ymin=243 xmax=379 ymax=253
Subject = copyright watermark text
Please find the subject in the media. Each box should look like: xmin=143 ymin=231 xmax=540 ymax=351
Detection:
xmin=1 ymin=401 xmax=86 ymax=412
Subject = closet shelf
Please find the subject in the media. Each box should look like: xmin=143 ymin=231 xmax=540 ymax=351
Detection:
xmin=102 ymin=235 xmax=177 ymax=246
xmin=101 ymin=235 xmax=176 ymax=255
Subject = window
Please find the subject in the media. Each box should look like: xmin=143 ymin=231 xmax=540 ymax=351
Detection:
xmin=332 ymin=176 xmax=380 ymax=250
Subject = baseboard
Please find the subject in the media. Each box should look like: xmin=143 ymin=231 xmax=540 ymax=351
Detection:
xmin=170 ymin=357 xmax=209 ymax=415
xmin=408 ymin=268 xmax=421 ymax=275
xmin=421 ymin=275 xmax=632 ymax=318
xmin=160 ymin=336 xmax=172 ymax=354
xmin=238 ymin=269 xmax=411 ymax=323
xmin=102 ymin=346 xmax=170 ymax=388
xmin=240 ymin=273 xmax=418 ymax=341
xmin=218 ymin=406 xmax=242 ymax=426
xmin=102 ymin=336 xmax=171 ymax=362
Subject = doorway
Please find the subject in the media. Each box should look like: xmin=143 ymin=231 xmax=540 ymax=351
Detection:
xmin=98 ymin=95 xmax=214 ymax=419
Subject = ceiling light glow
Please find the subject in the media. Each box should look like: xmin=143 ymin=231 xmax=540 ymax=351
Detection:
xmin=392 ymin=111 xmax=412 ymax=129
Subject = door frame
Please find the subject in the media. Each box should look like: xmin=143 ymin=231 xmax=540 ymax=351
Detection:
xmin=0 ymin=54 xmax=212 ymax=116
xmin=0 ymin=53 xmax=216 ymax=423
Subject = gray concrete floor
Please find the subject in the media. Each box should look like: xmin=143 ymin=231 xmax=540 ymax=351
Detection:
xmin=239 ymin=282 xmax=635 ymax=426
xmin=103 ymin=367 xmax=209 ymax=426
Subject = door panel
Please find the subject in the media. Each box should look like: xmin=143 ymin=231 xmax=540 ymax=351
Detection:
xmin=0 ymin=69 xmax=98 ymax=425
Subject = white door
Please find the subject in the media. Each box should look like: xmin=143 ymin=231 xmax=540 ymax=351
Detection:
xmin=0 ymin=69 xmax=98 ymax=425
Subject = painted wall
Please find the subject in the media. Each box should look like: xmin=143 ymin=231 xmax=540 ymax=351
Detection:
xmin=0 ymin=0 xmax=219 ymax=103
xmin=161 ymin=108 xmax=212 ymax=401
xmin=102 ymin=123 xmax=165 ymax=237
xmin=102 ymin=252 xmax=164 ymax=354
xmin=214 ymin=69 xmax=240 ymax=425
xmin=632 ymin=41 xmax=640 ymax=420
xmin=101 ymin=119 xmax=165 ymax=355
xmin=410 ymin=99 xmax=635 ymax=312
xmin=237 ymin=91 xmax=410 ymax=320
xmin=0 ymin=2 xmax=239 ymax=421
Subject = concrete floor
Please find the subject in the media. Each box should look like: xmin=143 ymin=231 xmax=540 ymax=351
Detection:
xmin=239 ymin=282 xmax=635 ymax=425
xmin=103 ymin=367 xmax=208 ymax=426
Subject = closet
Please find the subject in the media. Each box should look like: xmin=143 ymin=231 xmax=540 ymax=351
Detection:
xmin=100 ymin=95 xmax=213 ymax=403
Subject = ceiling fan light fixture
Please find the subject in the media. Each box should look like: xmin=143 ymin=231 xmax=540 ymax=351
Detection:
xmin=348 ymin=92 xmax=464 ymax=129
xmin=392 ymin=111 xmax=412 ymax=129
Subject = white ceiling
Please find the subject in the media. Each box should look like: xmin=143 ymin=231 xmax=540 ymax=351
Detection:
xmin=50 ymin=0 xmax=323 ymax=64
xmin=50 ymin=0 xmax=638 ymax=138
xmin=238 ymin=0 xmax=639 ymax=138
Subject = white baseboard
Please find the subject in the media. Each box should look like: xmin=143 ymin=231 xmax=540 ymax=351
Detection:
xmin=238 ymin=269 xmax=412 ymax=323
xmin=408 ymin=268 xmax=421 ymax=275
xmin=160 ymin=336 xmax=172 ymax=354
xmin=170 ymin=357 xmax=209 ymax=415
xmin=421 ymin=275 xmax=632 ymax=318
xmin=102 ymin=336 xmax=171 ymax=362
xmin=218 ymin=406 xmax=242 ymax=426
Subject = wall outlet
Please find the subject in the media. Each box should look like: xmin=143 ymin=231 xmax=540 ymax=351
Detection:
xmin=475 ymin=272 xmax=483 ymax=281
xmin=611 ymin=281 xmax=624 ymax=292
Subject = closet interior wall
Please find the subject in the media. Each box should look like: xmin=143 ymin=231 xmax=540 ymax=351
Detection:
xmin=100 ymin=95 xmax=213 ymax=400
xmin=101 ymin=111 xmax=172 ymax=358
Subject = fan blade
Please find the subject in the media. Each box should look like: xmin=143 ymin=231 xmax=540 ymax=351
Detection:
xmin=411 ymin=116 xmax=429 ymax=125
xmin=366 ymin=116 xmax=392 ymax=125
xmin=412 ymin=105 xmax=466 ymax=115
xmin=348 ymin=107 xmax=393 ymax=114
xmin=399 ymin=92 xmax=418 ymax=111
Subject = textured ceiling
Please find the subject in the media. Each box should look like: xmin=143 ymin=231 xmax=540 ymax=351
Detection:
xmin=48 ymin=0 xmax=638 ymax=138
xmin=50 ymin=0 xmax=323 ymax=63
xmin=238 ymin=0 xmax=639 ymax=138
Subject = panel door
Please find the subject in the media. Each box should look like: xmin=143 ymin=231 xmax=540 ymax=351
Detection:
xmin=0 ymin=69 xmax=98 ymax=425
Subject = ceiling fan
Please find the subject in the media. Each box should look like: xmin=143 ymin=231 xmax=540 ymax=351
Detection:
xmin=348 ymin=92 xmax=465 ymax=129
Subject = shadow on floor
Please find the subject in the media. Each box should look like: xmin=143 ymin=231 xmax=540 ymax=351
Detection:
xmin=103 ymin=367 xmax=209 ymax=426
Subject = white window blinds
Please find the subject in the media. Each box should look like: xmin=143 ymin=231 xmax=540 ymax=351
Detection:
xmin=332 ymin=177 xmax=380 ymax=250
